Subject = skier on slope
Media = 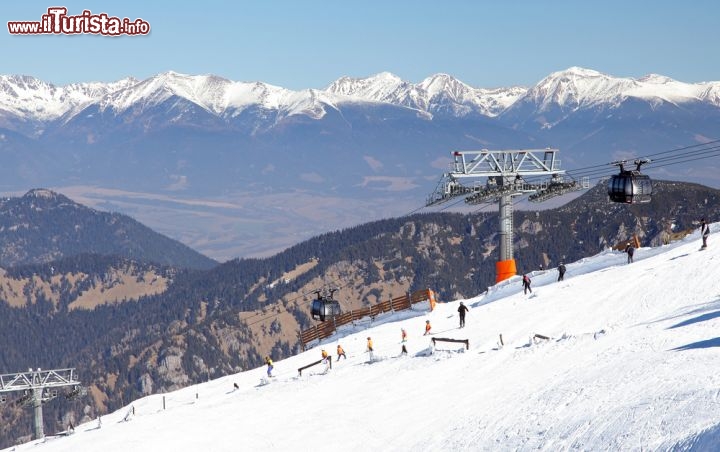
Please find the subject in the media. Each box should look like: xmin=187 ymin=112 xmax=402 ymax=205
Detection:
xmin=522 ymin=274 xmax=532 ymax=295
xmin=457 ymin=301 xmax=469 ymax=328
xmin=557 ymin=262 xmax=566 ymax=281
xmin=264 ymin=356 xmax=274 ymax=377
xmin=366 ymin=337 xmax=374 ymax=361
xmin=401 ymin=328 xmax=407 ymax=343
xmin=336 ymin=344 xmax=346 ymax=360
xmin=700 ymin=218 xmax=710 ymax=249
xmin=625 ymin=244 xmax=635 ymax=264
xmin=424 ymin=320 xmax=432 ymax=336
xmin=321 ymin=349 xmax=329 ymax=363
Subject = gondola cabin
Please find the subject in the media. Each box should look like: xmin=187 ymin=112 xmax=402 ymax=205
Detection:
xmin=310 ymin=289 xmax=341 ymax=321
xmin=608 ymin=159 xmax=652 ymax=204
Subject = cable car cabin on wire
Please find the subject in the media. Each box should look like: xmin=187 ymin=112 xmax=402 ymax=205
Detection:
xmin=608 ymin=159 xmax=652 ymax=204
xmin=310 ymin=288 xmax=341 ymax=322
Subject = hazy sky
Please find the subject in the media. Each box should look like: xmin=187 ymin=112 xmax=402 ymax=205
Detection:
xmin=2 ymin=1 xmax=718 ymax=89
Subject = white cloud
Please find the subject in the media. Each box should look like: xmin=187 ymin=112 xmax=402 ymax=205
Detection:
xmin=300 ymin=172 xmax=324 ymax=183
xmin=359 ymin=176 xmax=419 ymax=191
xmin=166 ymin=175 xmax=189 ymax=191
xmin=363 ymin=155 xmax=383 ymax=172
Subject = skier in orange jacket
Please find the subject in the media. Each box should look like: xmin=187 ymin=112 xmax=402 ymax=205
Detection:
xmin=336 ymin=344 xmax=346 ymax=360
xmin=424 ymin=320 xmax=432 ymax=336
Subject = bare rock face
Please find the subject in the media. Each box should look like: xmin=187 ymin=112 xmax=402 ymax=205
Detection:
xmin=157 ymin=348 xmax=190 ymax=389
xmin=138 ymin=372 xmax=154 ymax=396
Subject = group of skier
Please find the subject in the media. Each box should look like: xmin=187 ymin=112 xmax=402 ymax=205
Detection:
xmin=264 ymin=220 xmax=714 ymax=379
xmin=520 ymin=217 xmax=712 ymax=297
xmin=319 ymin=344 xmax=347 ymax=362
xmin=263 ymin=304 xmax=474 ymax=376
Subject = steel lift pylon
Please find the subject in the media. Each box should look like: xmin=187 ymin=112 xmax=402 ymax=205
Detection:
xmin=0 ymin=368 xmax=83 ymax=440
xmin=426 ymin=148 xmax=588 ymax=282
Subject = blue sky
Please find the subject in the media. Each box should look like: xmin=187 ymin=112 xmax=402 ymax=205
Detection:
xmin=2 ymin=1 xmax=718 ymax=89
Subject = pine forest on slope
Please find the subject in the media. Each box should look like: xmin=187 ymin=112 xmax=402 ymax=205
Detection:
xmin=0 ymin=189 xmax=216 ymax=270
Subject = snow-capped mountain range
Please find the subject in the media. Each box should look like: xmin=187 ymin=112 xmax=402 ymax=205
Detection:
xmin=2 ymin=67 xmax=718 ymax=130
xmin=1 ymin=67 xmax=719 ymax=260
xmin=522 ymin=67 xmax=720 ymax=111
xmin=0 ymin=69 xmax=525 ymax=131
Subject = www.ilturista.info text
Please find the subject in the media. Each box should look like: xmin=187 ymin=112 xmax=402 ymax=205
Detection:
xmin=8 ymin=7 xmax=150 ymax=36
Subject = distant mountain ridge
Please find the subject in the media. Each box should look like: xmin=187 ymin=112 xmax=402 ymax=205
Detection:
xmin=1 ymin=67 xmax=719 ymax=260
xmin=0 ymin=189 xmax=217 ymax=269
xmin=2 ymin=67 xmax=719 ymax=130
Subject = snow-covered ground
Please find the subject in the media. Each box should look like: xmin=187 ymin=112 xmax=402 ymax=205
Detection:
xmin=5 ymin=225 xmax=720 ymax=451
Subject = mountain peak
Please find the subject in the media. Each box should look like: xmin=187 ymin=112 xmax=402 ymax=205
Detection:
xmin=20 ymin=188 xmax=77 ymax=209
xmin=24 ymin=188 xmax=62 ymax=200
xmin=556 ymin=66 xmax=605 ymax=78
xmin=522 ymin=66 xmax=632 ymax=111
xmin=326 ymin=72 xmax=406 ymax=100
xmin=637 ymin=73 xmax=676 ymax=84
xmin=368 ymin=71 xmax=403 ymax=82
xmin=419 ymin=73 xmax=472 ymax=97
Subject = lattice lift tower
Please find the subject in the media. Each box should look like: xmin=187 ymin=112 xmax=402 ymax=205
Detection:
xmin=427 ymin=149 xmax=588 ymax=282
xmin=0 ymin=367 xmax=83 ymax=440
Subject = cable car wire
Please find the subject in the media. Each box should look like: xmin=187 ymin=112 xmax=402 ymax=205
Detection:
xmin=241 ymin=138 xmax=720 ymax=330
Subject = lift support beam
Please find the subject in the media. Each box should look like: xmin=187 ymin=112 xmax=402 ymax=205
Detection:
xmin=1 ymin=368 xmax=82 ymax=440
xmin=427 ymin=149 xmax=587 ymax=282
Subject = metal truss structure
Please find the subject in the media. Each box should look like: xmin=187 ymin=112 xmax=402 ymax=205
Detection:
xmin=1 ymin=368 xmax=83 ymax=440
xmin=426 ymin=149 xmax=588 ymax=277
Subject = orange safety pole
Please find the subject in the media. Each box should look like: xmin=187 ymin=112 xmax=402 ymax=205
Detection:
xmin=496 ymin=259 xmax=517 ymax=283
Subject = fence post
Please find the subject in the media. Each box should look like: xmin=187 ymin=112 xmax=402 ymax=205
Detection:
xmin=163 ymin=396 xmax=166 ymax=410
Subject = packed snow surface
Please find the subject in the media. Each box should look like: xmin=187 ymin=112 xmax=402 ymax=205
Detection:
xmin=6 ymin=224 xmax=720 ymax=451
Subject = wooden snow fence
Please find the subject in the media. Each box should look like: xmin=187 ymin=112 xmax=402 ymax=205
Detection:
xmin=299 ymin=322 xmax=336 ymax=346
xmin=299 ymin=289 xmax=436 ymax=350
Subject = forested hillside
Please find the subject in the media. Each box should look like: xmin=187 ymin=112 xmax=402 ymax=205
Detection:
xmin=0 ymin=189 xmax=217 ymax=270
xmin=1 ymin=180 xmax=719 ymax=447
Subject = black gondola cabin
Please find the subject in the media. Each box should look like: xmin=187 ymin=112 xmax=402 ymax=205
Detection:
xmin=310 ymin=289 xmax=341 ymax=321
xmin=608 ymin=160 xmax=652 ymax=204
